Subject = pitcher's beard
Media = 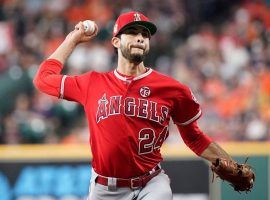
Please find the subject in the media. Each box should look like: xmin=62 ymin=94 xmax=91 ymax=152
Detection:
xmin=120 ymin=45 xmax=149 ymax=64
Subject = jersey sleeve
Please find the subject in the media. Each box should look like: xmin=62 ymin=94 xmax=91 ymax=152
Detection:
xmin=33 ymin=59 xmax=93 ymax=105
xmin=171 ymin=84 xmax=202 ymax=126
xmin=62 ymin=72 xmax=93 ymax=105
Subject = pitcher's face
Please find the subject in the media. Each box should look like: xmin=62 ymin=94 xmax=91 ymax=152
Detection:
xmin=119 ymin=26 xmax=150 ymax=64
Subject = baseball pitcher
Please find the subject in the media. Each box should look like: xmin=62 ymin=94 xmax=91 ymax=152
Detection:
xmin=33 ymin=11 xmax=254 ymax=200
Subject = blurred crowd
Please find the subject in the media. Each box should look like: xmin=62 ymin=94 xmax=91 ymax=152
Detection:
xmin=0 ymin=0 xmax=269 ymax=144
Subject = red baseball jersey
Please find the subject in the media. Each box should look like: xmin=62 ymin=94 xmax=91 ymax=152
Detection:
xmin=34 ymin=59 xmax=211 ymax=178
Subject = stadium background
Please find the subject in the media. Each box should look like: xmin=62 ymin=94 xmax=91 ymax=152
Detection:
xmin=0 ymin=0 xmax=269 ymax=199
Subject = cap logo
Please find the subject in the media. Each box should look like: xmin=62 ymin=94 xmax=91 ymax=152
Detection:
xmin=140 ymin=86 xmax=150 ymax=97
xmin=134 ymin=13 xmax=141 ymax=21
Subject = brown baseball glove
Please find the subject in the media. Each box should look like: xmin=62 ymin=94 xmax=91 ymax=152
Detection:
xmin=211 ymin=158 xmax=255 ymax=192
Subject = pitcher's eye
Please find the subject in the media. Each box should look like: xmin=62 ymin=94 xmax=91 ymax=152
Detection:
xmin=142 ymin=31 xmax=150 ymax=38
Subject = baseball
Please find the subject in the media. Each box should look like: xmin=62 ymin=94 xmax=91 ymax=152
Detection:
xmin=83 ymin=20 xmax=96 ymax=35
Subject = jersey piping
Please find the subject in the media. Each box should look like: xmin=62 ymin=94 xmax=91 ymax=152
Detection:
xmin=59 ymin=75 xmax=67 ymax=99
xmin=176 ymin=109 xmax=202 ymax=126
xmin=114 ymin=68 xmax=153 ymax=81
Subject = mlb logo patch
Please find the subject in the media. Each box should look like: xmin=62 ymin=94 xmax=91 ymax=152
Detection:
xmin=113 ymin=24 xmax=118 ymax=34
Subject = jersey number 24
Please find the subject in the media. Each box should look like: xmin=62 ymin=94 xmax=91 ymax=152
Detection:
xmin=138 ymin=126 xmax=169 ymax=155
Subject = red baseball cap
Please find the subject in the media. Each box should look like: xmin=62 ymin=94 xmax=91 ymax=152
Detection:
xmin=113 ymin=11 xmax=157 ymax=37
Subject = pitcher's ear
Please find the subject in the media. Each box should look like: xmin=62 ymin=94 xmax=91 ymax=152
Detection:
xmin=111 ymin=36 xmax=120 ymax=48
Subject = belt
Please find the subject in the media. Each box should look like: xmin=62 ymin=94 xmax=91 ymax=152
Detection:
xmin=95 ymin=165 xmax=162 ymax=190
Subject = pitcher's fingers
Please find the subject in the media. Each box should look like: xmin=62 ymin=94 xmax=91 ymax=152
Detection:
xmin=75 ymin=21 xmax=83 ymax=30
xmin=85 ymin=35 xmax=93 ymax=41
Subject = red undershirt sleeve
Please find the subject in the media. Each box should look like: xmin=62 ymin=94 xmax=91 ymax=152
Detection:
xmin=33 ymin=59 xmax=63 ymax=97
xmin=33 ymin=59 xmax=92 ymax=105
xmin=177 ymin=121 xmax=212 ymax=156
